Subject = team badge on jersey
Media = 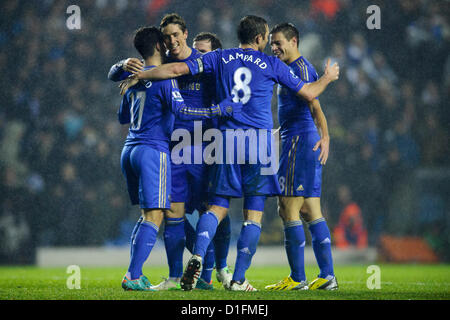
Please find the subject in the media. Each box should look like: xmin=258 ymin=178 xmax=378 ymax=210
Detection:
xmin=289 ymin=68 xmax=299 ymax=79
xmin=172 ymin=90 xmax=183 ymax=102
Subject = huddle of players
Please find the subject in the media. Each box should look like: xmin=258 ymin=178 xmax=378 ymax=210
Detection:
xmin=109 ymin=13 xmax=339 ymax=292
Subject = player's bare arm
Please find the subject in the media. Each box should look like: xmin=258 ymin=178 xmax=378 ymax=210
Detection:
xmin=123 ymin=58 xmax=144 ymax=73
xmin=309 ymin=99 xmax=330 ymax=165
xmin=296 ymin=59 xmax=339 ymax=102
xmin=119 ymin=62 xmax=190 ymax=94
xmin=135 ymin=62 xmax=190 ymax=80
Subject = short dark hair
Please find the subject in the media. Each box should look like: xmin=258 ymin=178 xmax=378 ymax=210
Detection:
xmin=270 ymin=23 xmax=300 ymax=46
xmin=160 ymin=13 xmax=187 ymax=33
xmin=237 ymin=15 xmax=268 ymax=45
xmin=193 ymin=32 xmax=222 ymax=50
xmin=133 ymin=26 xmax=164 ymax=59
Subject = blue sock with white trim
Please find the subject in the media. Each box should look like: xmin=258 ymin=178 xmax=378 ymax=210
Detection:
xmin=308 ymin=218 xmax=334 ymax=278
xmin=284 ymin=220 xmax=306 ymax=282
xmin=164 ymin=217 xmax=185 ymax=279
xmin=184 ymin=219 xmax=196 ymax=254
xmin=213 ymin=215 xmax=231 ymax=270
xmin=128 ymin=220 xmax=159 ymax=280
xmin=193 ymin=211 xmax=219 ymax=259
xmin=232 ymin=220 xmax=261 ymax=283
xmin=200 ymin=243 xmax=215 ymax=283
xmin=130 ymin=216 xmax=143 ymax=257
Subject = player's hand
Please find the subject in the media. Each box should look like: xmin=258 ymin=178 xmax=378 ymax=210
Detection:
xmin=123 ymin=58 xmax=144 ymax=74
xmin=324 ymin=58 xmax=339 ymax=82
xmin=217 ymin=96 xmax=243 ymax=118
xmin=119 ymin=75 xmax=139 ymax=95
xmin=313 ymin=136 xmax=330 ymax=165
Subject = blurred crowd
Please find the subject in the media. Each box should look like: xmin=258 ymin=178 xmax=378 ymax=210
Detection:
xmin=0 ymin=0 xmax=448 ymax=262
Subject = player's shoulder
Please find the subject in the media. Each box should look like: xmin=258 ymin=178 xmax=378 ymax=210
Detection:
xmin=289 ymin=56 xmax=318 ymax=81
xmin=300 ymin=56 xmax=317 ymax=71
xmin=300 ymin=56 xmax=318 ymax=77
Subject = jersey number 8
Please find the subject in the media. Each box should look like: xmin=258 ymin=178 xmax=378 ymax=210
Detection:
xmin=232 ymin=67 xmax=252 ymax=104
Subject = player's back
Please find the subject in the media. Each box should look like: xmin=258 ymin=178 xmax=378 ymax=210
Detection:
xmin=278 ymin=56 xmax=318 ymax=139
xmin=119 ymin=71 xmax=175 ymax=154
xmin=194 ymin=48 xmax=303 ymax=130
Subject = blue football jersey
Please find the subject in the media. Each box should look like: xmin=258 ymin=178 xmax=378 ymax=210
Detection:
xmin=278 ymin=56 xmax=319 ymax=139
xmin=108 ymin=48 xmax=217 ymax=132
xmin=186 ymin=47 xmax=305 ymax=130
xmin=118 ymin=66 xmax=222 ymax=154
xmin=167 ymin=48 xmax=217 ymax=132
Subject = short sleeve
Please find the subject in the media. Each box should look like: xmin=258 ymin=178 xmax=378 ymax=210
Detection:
xmin=186 ymin=50 xmax=219 ymax=75
xmin=274 ymin=57 xmax=305 ymax=93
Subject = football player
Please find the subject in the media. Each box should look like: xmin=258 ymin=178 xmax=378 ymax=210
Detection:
xmin=122 ymin=15 xmax=339 ymax=291
xmin=265 ymin=23 xmax=337 ymax=291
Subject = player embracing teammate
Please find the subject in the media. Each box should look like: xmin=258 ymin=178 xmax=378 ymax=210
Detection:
xmin=122 ymin=15 xmax=339 ymax=292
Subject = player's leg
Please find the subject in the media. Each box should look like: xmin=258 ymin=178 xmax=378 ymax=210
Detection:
xmin=228 ymin=196 xmax=265 ymax=292
xmin=302 ymin=197 xmax=338 ymax=290
xmin=213 ymin=214 xmax=232 ymax=285
xmin=181 ymin=201 xmax=228 ymax=291
xmin=229 ymin=130 xmax=280 ymax=291
xmin=156 ymin=160 xmax=187 ymax=290
xmin=122 ymin=146 xmax=170 ymax=291
xmin=120 ymin=145 xmax=143 ymax=267
xmin=163 ymin=202 xmax=185 ymax=279
xmin=125 ymin=208 xmax=163 ymax=287
xmin=181 ymin=135 xmax=242 ymax=291
xmin=187 ymin=164 xmax=216 ymax=289
xmin=265 ymin=196 xmax=308 ymax=290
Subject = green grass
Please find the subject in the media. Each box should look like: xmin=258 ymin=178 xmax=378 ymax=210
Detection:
xmin=0 ymin=264 xmax=449 ymax=300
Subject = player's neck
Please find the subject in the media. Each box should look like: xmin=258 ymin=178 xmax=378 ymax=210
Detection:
xmin=287 ymin=51 xmax=301 ymax=65
xmin=239 ymin=43 xmax=259 ymax=51
xmin=144 ymin=55 xmax=163 ymax=67
xmin=172 ymin=45 xmax=192 ymax=61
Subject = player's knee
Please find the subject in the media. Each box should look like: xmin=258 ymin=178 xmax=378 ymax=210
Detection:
xmin=142 ymin=208 xmax=164 ymax=226
xmin=167 ymin=202 xmax=185 ymax=218
xmin=278 ymin=203 xmax=298 ymax=222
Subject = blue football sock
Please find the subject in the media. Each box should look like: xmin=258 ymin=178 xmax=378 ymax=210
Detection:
xmin=200 ymin=243 xmax=215 ymax=283
xmin=164 ymin=217 xmax=185 ymax=279
xmin=184 ymin=219 xmax=196 ymax=254
xmin=284 ymin=220 xmax=306 ymax=282
xmin=232 ymin=220 xmax=261 ymax=283
xmin=193 ymin=211 xmax=219 ymax=259
xmin=128 ymin=220 xmax=159 ymax=280
xmin=308 ymin=218 xmax=334 ymax=278
xmin=130 ymin=216 xmax=143 ymax=257
xmin=213 ymin=215 xmax=231 ymax=270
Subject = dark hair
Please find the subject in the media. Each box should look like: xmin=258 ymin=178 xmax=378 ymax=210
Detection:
xmin=237 ymin=15 xmax=268 ymax=45
xmin=270 ymin=23 xmax=300 ymax=46
xmin=160 ymin=13 xmax=187 ymax=33
xmin=193 ymin=32 xmax=223 ymax=50
xmin=133 ymin=26 xmax=164 ymax=59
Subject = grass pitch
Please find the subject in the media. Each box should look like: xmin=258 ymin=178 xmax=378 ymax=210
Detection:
xmin=0 ymin=264 xmax=449 ymax=300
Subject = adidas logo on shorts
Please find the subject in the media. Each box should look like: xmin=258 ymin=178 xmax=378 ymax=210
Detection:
xmin=198 ymin=231 xmax=210 ymax=239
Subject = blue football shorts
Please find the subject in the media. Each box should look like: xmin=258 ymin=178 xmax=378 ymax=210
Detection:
xmin=278 ymin=131 xmax=322 ymax=197
xmin=170 ymin=142 xmax=209 ymax=214
xmin=208 ymin=129 xmax=281 ymax=198
xmin=121 ymin=144 xmax=171 ymax=209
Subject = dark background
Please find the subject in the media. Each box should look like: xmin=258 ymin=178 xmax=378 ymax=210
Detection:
xmin=0 ymin=0 xmax=448 ymax=264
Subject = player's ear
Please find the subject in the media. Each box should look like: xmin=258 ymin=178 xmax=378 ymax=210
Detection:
xmin=255 ymin=33 xmax=262 ymax=45
xmin=183 ymin=29 xmax=188 ymax=41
